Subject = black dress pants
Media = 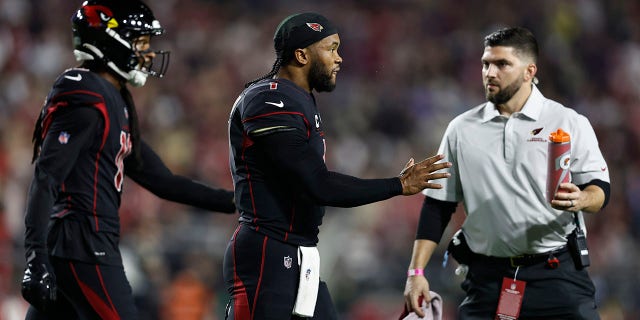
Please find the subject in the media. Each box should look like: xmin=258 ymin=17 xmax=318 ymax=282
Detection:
xmin=457 ymin=249 xmax=599 ymax=320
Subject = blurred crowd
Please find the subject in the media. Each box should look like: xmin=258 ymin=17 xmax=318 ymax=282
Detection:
xmin=1 ymin=0 xmax=639 ymax=319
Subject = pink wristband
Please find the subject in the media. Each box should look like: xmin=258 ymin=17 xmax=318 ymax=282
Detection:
xmin=407 ymin=268 xmax=424 ymax=276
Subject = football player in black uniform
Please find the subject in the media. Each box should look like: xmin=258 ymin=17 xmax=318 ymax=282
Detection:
xmin=225 ymin=12 xmax=451 ymax=320
xmin=21 ymin=1 xmax=235 ymax=319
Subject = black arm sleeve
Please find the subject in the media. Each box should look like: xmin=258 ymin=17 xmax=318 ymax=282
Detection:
xmin=577 ymin=178 xmax=610 ymax=210
xmin=255 ymin=130 xmax=403 ymax=207
xmin=124 ymin=140 xmax=235 ymax=213
xmin=24 ymin=167 xmax=59 ymax=258
xmin=24 ymin=107 xmax=101 ymax=258
xmin=415 ymin=196 xmax=458 ymax=242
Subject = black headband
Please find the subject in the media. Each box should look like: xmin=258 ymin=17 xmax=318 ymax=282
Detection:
xmin=273 ymin=12 xmax=338 ymax=59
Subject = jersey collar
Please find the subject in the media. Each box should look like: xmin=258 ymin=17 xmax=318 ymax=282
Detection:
xmin=481 ymin=84 xmax=545 ymax=122
xmin=518 ymin=84 xmax=545 ymax=120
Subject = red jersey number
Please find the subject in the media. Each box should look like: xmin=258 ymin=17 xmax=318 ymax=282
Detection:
xmin=114 ymin=131 xmax=132 ymax=192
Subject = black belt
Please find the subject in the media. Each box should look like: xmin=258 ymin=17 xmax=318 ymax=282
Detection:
xmin=473 ymin=246 xmax=569 ymax=268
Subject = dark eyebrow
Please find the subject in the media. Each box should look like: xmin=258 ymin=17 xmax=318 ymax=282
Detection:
xmin=482 ymin=58 xmax=510 ymax=65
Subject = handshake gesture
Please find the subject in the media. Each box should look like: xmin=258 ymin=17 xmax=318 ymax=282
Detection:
xmin=22 ymin=251 xmax=57 ymax=312
xmin=399 ymin=154 xmax=451 ymax=195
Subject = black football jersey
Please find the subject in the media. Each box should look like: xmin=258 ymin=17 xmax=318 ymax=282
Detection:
xmin=23 ymin=68 xmax=132 ymax=264
xmin=229 ymin=79 xmax=327 ymax=245
xmin=25 ymin=68 xmax=235 ymax=264
xmin=37 ymin=68 xmax=132 ymax=233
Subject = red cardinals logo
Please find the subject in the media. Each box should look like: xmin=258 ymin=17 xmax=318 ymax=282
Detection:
xmin=531 ymin=127 xmax=543 ymax=136
xmin=83 ymin=5 xmax=118 ymax=28
xmin=306 ymin=22 xmax=323 ymax=32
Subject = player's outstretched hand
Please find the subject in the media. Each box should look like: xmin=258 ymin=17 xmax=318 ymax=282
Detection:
xmin=22 ymin=252 xmax=57 ymax=312
xmin=399 ymin=154 xmax=451 ymax=195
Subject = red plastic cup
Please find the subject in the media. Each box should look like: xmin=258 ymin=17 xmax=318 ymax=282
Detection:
xmin=546 ymin=129 xmax=571 ymax=203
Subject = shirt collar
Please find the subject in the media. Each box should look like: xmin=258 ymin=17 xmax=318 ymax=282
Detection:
xmin=480 ymin=84 xmax=545 ymax=122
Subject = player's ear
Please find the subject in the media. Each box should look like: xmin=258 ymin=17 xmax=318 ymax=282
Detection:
xmin=524 ymin=63 xmax=537 ymax=82
xmin=293 ymin=48 xmax=310 ymax=65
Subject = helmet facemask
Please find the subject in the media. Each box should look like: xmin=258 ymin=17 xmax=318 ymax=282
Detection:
xmin=122 ymin=35 xmax=170 ymax=87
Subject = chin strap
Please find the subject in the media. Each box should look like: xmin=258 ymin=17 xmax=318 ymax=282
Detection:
xmin=126 ymin=69 xmax=148 ymax=87
xmin=73 ymin=49 xmax=94 ymax=61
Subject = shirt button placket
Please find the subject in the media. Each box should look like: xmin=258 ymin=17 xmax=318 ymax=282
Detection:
xmin=504 ymin=116 xmax=516 ymax=164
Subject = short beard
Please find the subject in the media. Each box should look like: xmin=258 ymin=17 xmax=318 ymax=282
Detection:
xmin=308 ymin=59 xmax=336 ymax=92
xmin=486 ymin=77 xmax=523 ymax=105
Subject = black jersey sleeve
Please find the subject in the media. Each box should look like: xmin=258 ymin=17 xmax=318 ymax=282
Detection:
xmin=24 ymin=107 xmax=103 ymax=257
xmin=255 ymin=129 xmax=403 ymax=207
xmin=124 ymin=141 xmax=236 ymax=213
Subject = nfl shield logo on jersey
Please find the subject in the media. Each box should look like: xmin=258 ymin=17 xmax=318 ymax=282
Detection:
xmin=284 ymin=256 xmax=293 ymax=269
xmin=58 ymin=131 xmax=70 ymax=144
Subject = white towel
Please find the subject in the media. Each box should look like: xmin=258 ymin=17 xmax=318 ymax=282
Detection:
xmin=400 ymin=291 xmax=443 ymax=320
xmin=292 ymin=246 xmax=320 ymax=317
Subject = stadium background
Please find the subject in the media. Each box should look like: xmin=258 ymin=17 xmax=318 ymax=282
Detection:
xmin=0 ymin=0 xmax=638 ymax=319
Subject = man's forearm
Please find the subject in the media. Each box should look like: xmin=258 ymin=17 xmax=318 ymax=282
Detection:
xmin=581 ymin=184 xmax=605 ymax=213
xmin=408 ymin=239 xmax=439 ymax=270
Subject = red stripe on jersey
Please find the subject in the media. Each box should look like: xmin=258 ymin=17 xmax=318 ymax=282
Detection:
xmin=91 ymin=101 xmax=110 ymax=231
xmin=41 ymin=89 xmax=106 ymax=138
xmin=40 ymin=101 xmax=69 ymax=139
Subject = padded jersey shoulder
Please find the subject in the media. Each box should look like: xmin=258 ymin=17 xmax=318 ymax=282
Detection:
xmin=47 ymin=68 xmax=115 ymax=107
xmin=241 ymin=79 xmax=315 ymax=120
xmin=37 ymin=69 xmax=122 ymax=139
xmin=240 ymin=79 xmax=317 ymax=136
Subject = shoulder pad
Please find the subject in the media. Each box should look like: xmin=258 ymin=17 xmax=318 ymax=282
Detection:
xmin=48 ymin=69 xmax=107 ymax=106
